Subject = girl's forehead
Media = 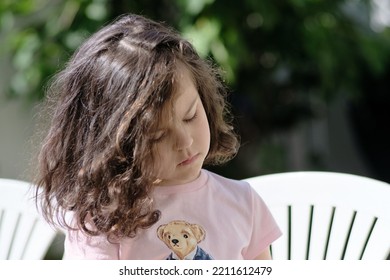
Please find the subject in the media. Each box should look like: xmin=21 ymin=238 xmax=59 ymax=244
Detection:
xmin=172 ymin=66 xmax=198 ymax=111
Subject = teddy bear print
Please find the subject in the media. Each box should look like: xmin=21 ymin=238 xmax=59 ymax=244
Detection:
xmin=157 ymin=220 xmax=213 ymax=260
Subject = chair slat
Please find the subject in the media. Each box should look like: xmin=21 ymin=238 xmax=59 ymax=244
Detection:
xmin=323 ymin=208 xmax=356 ymax=259
xmin=8 ymin=215 xmax=38 ymax=259
xmin=269 ymin=206 xmax=289 ymax=260
xmin=343 ymin=213 xmax=377 ymax=260
xmin=0 ymin=211 xmax=20 ymax=259
xmin=362 ymin=218 xmax=390 ymax=259
xmin=21 ymin=219 xmax=57 ymax=259
xmin=290 ymin=204 xmax=312 ymax=260
xmin=309 ymin=206 xmax=335 ymax=260
xmin=0 ymin=178 xmax=59 ymax=259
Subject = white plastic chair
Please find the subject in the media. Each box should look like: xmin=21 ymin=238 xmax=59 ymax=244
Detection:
xmin=0 ymin=178 xmax=58 ymax=259
xmin=244 ymin=171 xmax=390 ymax=260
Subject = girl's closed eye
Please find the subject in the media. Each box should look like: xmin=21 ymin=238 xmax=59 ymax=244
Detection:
xmin=151 ymin=130 xmax=167 ymax=142
xmin=184 ymin=112 xmax=197 ymax=123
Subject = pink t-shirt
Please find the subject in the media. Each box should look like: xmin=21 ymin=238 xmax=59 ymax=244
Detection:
xmin=64 ymin=169 xmax=282 ymax=259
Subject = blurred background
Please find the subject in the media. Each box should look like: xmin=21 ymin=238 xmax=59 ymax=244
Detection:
xmin=1 ymin=0 xmax=389 ymax=258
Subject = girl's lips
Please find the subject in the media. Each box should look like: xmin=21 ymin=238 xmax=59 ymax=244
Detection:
xmin=178 ymin=154 xmax=199 ymax=166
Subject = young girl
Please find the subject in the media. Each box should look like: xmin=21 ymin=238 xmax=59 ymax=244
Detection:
xmin=36 ymin=13 xmax=281 ymax=260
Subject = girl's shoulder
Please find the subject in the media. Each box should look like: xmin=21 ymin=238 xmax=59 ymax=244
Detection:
xmin=203 ymin=169 xmax=252 ymax=193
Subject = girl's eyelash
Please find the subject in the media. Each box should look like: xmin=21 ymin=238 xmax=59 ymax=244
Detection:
xmin=151 ymin=131 xmax=166 ymax=142
xmin=152 ymin=112 xmax=197 ymax=142
xmin=184 ymin=113 xmax=197 ymax=123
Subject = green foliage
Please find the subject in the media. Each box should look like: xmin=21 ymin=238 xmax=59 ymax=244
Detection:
xmin=2 ymin=0 xmax=388 ymax=105
xmin=0 ymin=0 xmax=109 ymax=100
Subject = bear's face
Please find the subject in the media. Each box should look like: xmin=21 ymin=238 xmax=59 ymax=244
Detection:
xmin=157 ymin=220 xmax=205 ymax=260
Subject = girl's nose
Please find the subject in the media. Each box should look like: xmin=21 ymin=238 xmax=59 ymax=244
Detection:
xmin=175 ymin=127 xmax=193 ymax=150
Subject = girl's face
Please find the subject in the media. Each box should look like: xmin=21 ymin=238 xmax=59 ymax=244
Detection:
xmin=152 ymin=65 xmax=210 ymax=186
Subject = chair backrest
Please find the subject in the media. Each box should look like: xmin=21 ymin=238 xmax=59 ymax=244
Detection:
xmin=0 ymin=178 xmax=58 ymax=259
xmin=244 ymin=171 xmax=390 ymax=260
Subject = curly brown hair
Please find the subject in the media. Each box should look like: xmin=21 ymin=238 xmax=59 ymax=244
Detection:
xmin=35 ymin=14 xmax=239 ymax=239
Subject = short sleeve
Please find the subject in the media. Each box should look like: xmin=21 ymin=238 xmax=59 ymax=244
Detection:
xmin=63 ymin=216 xmax=120 ymax=260
xmin=243 ymin=186 xmax=282 ymax=259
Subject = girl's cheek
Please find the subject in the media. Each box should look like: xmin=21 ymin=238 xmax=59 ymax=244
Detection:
xmin=152 ymin=149 xmax=169 ymax=174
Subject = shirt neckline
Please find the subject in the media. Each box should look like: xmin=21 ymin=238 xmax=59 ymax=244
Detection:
xmin=152 ymin=169 xmax=209 ymax=195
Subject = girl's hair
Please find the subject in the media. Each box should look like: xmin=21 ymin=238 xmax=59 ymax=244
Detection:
xmin=36 ymin=13 xmax=239 ymax=238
